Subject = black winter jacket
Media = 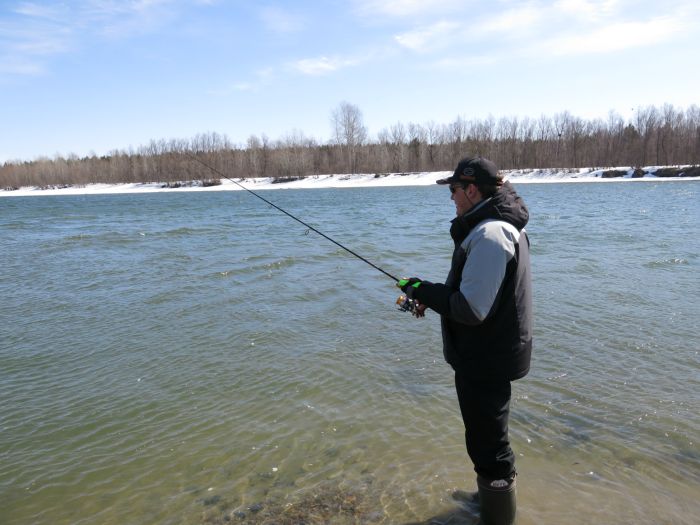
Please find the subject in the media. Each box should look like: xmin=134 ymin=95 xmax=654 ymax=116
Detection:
xmin=414 ymin=182 xmax=533 ymax=381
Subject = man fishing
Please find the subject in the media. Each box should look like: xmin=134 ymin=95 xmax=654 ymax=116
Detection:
xmin=399 ymin=157 xmax=532 ymax=525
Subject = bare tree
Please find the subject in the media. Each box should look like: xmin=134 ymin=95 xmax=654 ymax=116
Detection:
xmin=535 ymin=114 xmax=553 ymax=167
xmin=635 ymin=106 xmax=658 ymax=166
xmin=389 ymin=122 xmax=407 ymax=172
xmin=4 ymin=103 xmax=700 ymax=190
xmin=424 ymin=120 xmax=441 ymax=168
xmin=605 ymin=111 xmax=625 ymax=166
xmin=331 ymin=101 xmax=368 ymax=173
xmin=407 ymin=122 xmax=425 ymax=171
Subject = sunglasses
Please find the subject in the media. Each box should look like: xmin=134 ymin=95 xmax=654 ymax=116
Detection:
xmin=449 ymin=181 xmax=476 ymax=193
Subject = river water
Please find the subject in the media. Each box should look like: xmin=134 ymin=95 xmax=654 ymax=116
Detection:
xmin=1 ymin=182 xmax=698 ymax=524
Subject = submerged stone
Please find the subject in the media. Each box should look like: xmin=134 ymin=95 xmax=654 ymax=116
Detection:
xmin=202 ymin=495 xmax=222 ymax=506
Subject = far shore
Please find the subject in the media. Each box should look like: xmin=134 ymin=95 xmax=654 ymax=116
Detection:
xmin=2 ymin=166 xmax=699 ymax=197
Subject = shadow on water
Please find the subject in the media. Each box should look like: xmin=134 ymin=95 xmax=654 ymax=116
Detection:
xmin=402 ymin=508 xmax=479 ymax=525
xmin=195 ymin=484 xmax=480 ymax=525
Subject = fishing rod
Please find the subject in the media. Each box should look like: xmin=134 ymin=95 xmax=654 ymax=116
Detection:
xmin=186 ymin=152 xmax=403 ymax=284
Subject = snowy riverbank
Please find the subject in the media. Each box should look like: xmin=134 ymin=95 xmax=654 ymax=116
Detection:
xmin=2 ymin=166 xmax=698 ymax=197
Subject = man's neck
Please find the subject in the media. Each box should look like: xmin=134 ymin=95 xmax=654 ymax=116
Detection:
xmin=464 ymin=197 xmax=490 ymax=216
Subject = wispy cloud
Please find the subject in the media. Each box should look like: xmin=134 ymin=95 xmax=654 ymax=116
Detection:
xmin=355 ymin=0 xmax=462 ymax=18
xmin=553 ymin=0 xmax=621 ymax=21
xmin=0 ymin=0 xmax=183 ymax=77
xmin=207 ymin=67 xmax=276 ymax=95
xmin=0 ymin=5 xmax=74 ymax=78
xmin=393 ymin=5 xmax=544 ymax=56
xmin=290 ymin=55 xmax=362 ymax=76
xmin=0 ymin=56 xmax=45 ymax=76
xmin=536 ymin=15 xmax=684 ymax=56
xmin=86 ymin=0 xmax=179 ymax=38
xmin=207 ymin=81 xmax=253 ymax=95
xmin=394 ymin=21 xmax=459 ymax=52
xmin=433 ymin=54 xmax=501 ymax=69
xmin=479 ymin=5 xmax=542 ymax=34
xmin=12 ymin=2 xmax=66 ymax=19
xmin=0 ymin=20 xmax=73 ymax=54
xmin=13 ymin=34 xmax=70 ymax=54
xmin=259 ymin=6 xmax=306 ymax=34
xmin=391 ymin=1 xmax=692 ymax=65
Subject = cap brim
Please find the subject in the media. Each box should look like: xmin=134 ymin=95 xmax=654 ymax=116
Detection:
xmin=435 ymin=177 xmax=452 ymax=185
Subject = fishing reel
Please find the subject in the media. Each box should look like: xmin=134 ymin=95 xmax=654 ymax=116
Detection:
xmin=396 ymin=294 xmax=423 ymax=317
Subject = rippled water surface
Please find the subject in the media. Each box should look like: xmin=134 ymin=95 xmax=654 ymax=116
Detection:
xmin=1 ymin=182 xmax=698 ymax=524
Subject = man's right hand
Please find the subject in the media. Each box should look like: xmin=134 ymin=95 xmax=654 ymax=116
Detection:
xmin=397 ymin=277 xmax=423 ymax=299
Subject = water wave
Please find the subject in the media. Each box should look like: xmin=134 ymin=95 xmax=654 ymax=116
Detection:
xmin=644 ymin=257 xmax=689 ymax=268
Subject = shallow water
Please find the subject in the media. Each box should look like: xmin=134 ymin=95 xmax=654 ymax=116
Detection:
xmin=1 ymin=182 xmax=698 ymax=524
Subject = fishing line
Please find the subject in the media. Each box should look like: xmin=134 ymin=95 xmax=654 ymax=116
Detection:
xmin=186 ymin=152 xmax=400 ymax=282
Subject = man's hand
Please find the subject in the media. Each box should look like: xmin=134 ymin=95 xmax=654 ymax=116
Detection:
xmin=413 ymin=302 xmax=428 ymax=318
xmin=397 ymin=277 xmax=423 ymax=299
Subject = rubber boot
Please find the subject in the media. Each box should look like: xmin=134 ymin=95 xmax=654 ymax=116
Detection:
xmin=476 ymin=474 xmax=516 ymax=525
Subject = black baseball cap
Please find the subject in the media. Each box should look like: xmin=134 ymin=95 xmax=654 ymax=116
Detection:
xmin=436 ymin=156 xmax=503 ymax=186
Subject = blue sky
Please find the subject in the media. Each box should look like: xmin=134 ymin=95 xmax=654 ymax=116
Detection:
xmin=1 ymin=0 xmax=698 ymax=162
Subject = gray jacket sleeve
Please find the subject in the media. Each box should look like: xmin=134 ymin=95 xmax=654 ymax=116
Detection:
xmin=415 ymin=220 xmax=518 ymax=325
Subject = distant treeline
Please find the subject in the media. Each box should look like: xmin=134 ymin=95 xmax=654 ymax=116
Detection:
xmin=2 ymin=103 xmax=699 ymax=189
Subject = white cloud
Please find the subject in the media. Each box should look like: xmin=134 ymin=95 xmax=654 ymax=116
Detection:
xmin=259 ymin=6 xmax=305 ymax=34
xmin=232 ymin=82 xmax=253 ymax=91
xmin=385 ymin=2 xmax=694 ymax=73
xmin=0 ymin=14 xmax=74 ymax=78
xmin=355 ymin=0 xmax=462 ymax=18
xmin=256 ymin=67 xmax=275 ymax=80
xmin=0 ymin=57 xmax=45 ymax=76
xmin=0 ymin=21 xmax=73 ymax=54
xmin=291 ymin=55 xmax=360 ymax=76
xmin=480 ymin=5 xmax=542 ymax=34
xmin=394 ymin=21 xmax=459 ymax=51
xmin=0 ymin=0 xmax=185 ymax=78
xmin=553 ymin=0 xmax=620 ymax=20
xmin=82 ymin=0 xmax=173 ymax=18
xmin=207 ymin=67 xmax=276 ymax=96
xmin=206 ymin=82 xmax=253 ymax=95
xmin=91 ymin=0 xmax=178 ymax=38
xmin=542 ymin=16 xmax=683 ymax=55
xmin=433 ymin=54 xmax=500 ymax=69
xmin=12 ymin=2 xmax=66 ymax=19
xmin=392 ymin=7 xmax=541 ymax=56
xmin=14 ymin=36 xmax=70 ymax=55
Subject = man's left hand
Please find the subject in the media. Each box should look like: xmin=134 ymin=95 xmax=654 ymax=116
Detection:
xmin=413 ymin=302 xmax=427 ymax=318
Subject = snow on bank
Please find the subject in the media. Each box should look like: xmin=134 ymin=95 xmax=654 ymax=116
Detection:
xmin=1 ymin=167 xmax=698 ymax=197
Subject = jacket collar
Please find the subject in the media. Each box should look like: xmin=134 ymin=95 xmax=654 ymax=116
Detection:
xmin=449 ymin=181 xmax=529 ymax=243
